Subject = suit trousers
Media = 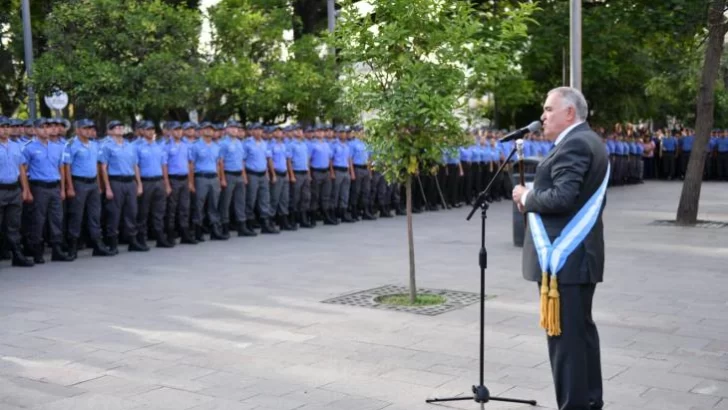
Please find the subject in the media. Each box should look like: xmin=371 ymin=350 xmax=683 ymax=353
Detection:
xmin=540 ymin=283 xmax=603 ymax=410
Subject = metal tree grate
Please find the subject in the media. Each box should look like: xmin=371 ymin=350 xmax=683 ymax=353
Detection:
xmin=321 ymin=285 xmax=487 ymax=316
xmin=650 ymin=219 xmax=728 ymax=229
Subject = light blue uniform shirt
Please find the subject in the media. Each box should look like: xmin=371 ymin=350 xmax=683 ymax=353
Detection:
xmin=188 ymin=139 xmax=221 ymax=173
xmin=0 ymin=140 xmax=25 ymax=184
xmin=220 ymin=138 xmax=246 ymax=172
xmin=23 ymin=139 xmax=64 ymax=182
xmin=100 ymin=138 xmax=138 ymax=176
xmin=349 ymin=139 xmax=368 ymax=165
xmin=332 ymin=139 xmax=351 ymax=168
xmin=244 ymin=139 xmax=271 ymax=173
xmin=289 ymin=140 xmax=309 ymax=171
xmin=459 ymin=146 xmax=472 ymax=162
xmin=165 ymin=140 xmax=190 ymax=176
xmin=136 ymin=139 xmax=166 ymax=178
xmin=681 ymin=135 xmax=694 ymax=152
xmin=271 ymin=141 xmax=290 ymax=173
xmin=63 ymin=138 xmax=99 ymax=178
xmin=310 ymin=140 xmax=333 ymax=169
xmin=717 ymin=138 xmax=728 ymax=152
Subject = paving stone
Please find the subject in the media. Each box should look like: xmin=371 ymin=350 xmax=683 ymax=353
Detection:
xmin=693 ymin=380 xmax=728 ymax=398
xmin=612 ymin=367 xmax=703 ymax=392
xmin=70 ymin=375 xmax=160 ymax=398
xmin=379 ymin=367 xmax=456 ymax=387
xmin=129 ymin=387 xmax=214 ymax=409
xmin=31 ymin=393 xmax=141 ymax=410
xmin=638 ymin=388 xmax=722 ymax=409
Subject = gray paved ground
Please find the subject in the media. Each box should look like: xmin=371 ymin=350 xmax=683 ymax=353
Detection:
xmin=0 ymin=181 xmax=727 ymax=410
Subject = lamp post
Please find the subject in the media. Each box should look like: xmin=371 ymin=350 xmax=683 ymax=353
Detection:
xmin=570 ymin=0 xmax=582 ymax=91
xmin=21 ymin=0 xmax=37 ymax=120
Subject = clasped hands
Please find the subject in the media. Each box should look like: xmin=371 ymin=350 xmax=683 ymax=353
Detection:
xmin=512 ymin=185 xmax=529 ymax=214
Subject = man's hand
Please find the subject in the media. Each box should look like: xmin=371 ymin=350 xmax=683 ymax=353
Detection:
xmin=512 ymin=185 xmax=529 ymax=211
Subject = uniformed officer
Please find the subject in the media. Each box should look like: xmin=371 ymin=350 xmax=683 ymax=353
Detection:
xmin=459 ymin=143 xmax=473 ymax=205
xmin=309 ymin=127 xmax=337 ymax=225
xmin=0 ymin=118 xmax=34 ymax=267
xmin=99 ymin=120 xmax=148 ymax=253
xmin=679 ymin=130 xmax=694 ymax=179
xmin=219 ymin=121 xmax=256 ymax=237
xmin=63 ymin=119 xmax=114 ymax=258
xmin=188 ymin=122 xmax=228 ymax=241
xmin=269 ymin=127 xmax=295 ymax=230
xmin=244 ymin=125 xmax=278 ymax=234
xmin=135 ymin=121 xmax=174 ymax=248
xmin=348 ymin=125 xmax=375 ymax=220
xmin=22 ymin=119 xmax=74 ymax=263
xmin=331 ymin=127 xmax=355 ymax=223
xmin=717 ymin=130 xmax=728 ymax=181
xmin=164 ymin=122 xmax=197 ymax=244
xmin=288 ymin=127 xmax=313 ymax=228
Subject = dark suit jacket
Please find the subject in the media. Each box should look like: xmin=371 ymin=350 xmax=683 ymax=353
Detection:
xmin=522 ymin=122 xmax=609 ymax=284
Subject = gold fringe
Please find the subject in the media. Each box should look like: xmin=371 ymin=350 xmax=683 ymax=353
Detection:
xmin=539 ymin=272 xmax=549 ymax=330
xmin=546 ymin=276 xmax=561 ymax=337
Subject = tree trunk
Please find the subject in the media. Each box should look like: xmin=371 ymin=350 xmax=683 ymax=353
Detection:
xmin=406 ymin=175 xmax=417 ymax=304
xmin=676 ymin=0 xmax=727 ymax=225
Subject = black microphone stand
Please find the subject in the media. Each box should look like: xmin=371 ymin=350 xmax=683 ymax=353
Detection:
xmin=425 ymin=144 xmax=536 ymax=407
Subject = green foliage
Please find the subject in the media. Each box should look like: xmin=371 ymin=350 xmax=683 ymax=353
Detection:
xmin=33 ymin=0 xmax=203 ymax=120
xmin=334 ymin=0 xmax=533 ymax=183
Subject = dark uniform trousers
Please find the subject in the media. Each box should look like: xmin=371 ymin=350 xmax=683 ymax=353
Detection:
xmin=718 ymin=152 xmax=728 ymax=180
xmin=289 ymin=171 xmax=311 ymax=214
xmin=245 ymin=171 xmax=273 ymax=219
xmin=540 ymin=283 xmax=603 ymax=410
xmin=219 ymin=172 xmax=246 ymax=224
xmin=193 ymin=174 xmax=221 ymax=227
xmin=310 ymin=169 xmax=332 ymax=212
xmin=661 ymin=152 xmax=676 ymax=179
xmin=332 ymin=168 xmax=351 ymax=210
xmin=270 ymin=171 xmax=290 ymax=216
xmin=29 ymin=181 xmax=64 ymax=245
xmin=166 ymin=176 xmax=190 ymax=232
xmin=0 ymin=185 xmax=24 ymax=246
xmin=460 ymin=161 xmax=473 ymax=204
xmin=106 ymin=177 xmax=138 ymax=239
xmin=387 ymin=181 xmax=400 ymax=210
xmin=370 ymin=171 xmax=387 ymax=209
xmin=137 ymin=178 xmax=166 ymax=238
xmin=67 ymin=178 xmax=102 ymax=240
xmin=680 ymin=151 xmax=691 ymax=178
xmin=349 ymin=166 xmax=370 ymax=212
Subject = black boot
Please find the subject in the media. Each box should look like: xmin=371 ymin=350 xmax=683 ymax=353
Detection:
xmin=210 ymin=223 xmax=228 ymax=240
xmin=298 ymin=212 xmax=312 ymax=228
xmin=67 ymin=238 xmax=78 ymax=260
xmin=32 ymin=243 xmax=45 ymax=264
xmin=180 ymin=227 xmax=197 ymax=244
xmin=128 ymin=235 xmax=150 ymax=252
xmin=286 ymin=212 xmax=298 ymax=231
xmin=308 ymin=211 xmax=317 ymax=227
xmin=261 ymin=218 xmax=280 ymax=234
xmin=250 ymin=219 xmax=261 ymax=230
xmin=340 ymin=208 xmax=355 ymax=223
xmin=237 ymin=221 xmax=257 ymax=237
xmin=323 ymin=209 xmax=338 ymax=225
xmin=10 ymin=243 xmax=33 ymax=267
xmin=222 ymin=223 xmax=230 ymax=237
xmin=51 ymin=244 xmax=74 ymax=262
xmin=137 ymin=233 xmax=149 ymax=249
xmin=107 ymin=236 xmax=119 ymax=255
xmin=363 ymin=206 xmax=377 ymax=220
xmin=396 ymin=206 xmax=406 ymax=216
xmin=279 ymin=214 xmax=294 ymax=231
xmin=91 ymin=238 xmax=114 ymax=256
xmin=379 ymin=205 xmax=392 ymax=218
xmin=195 ymin=225 xmax=206 ymax=242
xmin=156 ymin=230 xmax=175 ymax=248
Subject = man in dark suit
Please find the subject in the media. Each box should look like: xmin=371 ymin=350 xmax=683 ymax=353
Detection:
xmin=512 ymin=87 xmax=609 ymax=410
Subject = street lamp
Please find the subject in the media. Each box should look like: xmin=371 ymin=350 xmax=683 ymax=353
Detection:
xmin=21 ymin=0 xmax=37 ymax=119
xmin=570 ymin=0 xmax=582 ymax=91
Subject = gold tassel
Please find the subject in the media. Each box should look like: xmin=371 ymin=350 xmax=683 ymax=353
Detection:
xmin=546 ymin=275 xmax=561 ymax=337
xmin=539 ymin=272 xmax=549 ymax=330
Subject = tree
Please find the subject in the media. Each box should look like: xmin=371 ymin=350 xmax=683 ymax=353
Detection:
xmin=675 ymin=0 xmax=728 ymax=225
xmin=32 ymin=0 xmax=203 ymax=124
xmin=334 ymin=0 xmax=533 ymax=303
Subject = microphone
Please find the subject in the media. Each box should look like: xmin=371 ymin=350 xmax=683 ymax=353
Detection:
xmin=498 ymin=121 xmax=541 ymax=142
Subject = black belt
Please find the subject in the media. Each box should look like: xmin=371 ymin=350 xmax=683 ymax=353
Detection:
xmin=169 ymin=174 xmax=187 ymax=181
xmin=311 ymin=167 xmax=328 ymax=172
xmin=72 ymin=176 xmax=96 ymax=184
xmin=293 ymin=170 xmax=308 ymax=175
xmin=246 ymin=170 xmax=265 ymax=177
xmin=224 ymin=170 xmax=242 ymax=176
xmin=30 ymin=180 xmax=60 ymax=188
xmin=109 ymin=175 xmax=135 ymax=182
xmin=354 ymin=164 xmax=367 ymax=170
xmin=333 ymin=166 xmax=348 ymax=172
xmin=141 ymin=176 xmax=162 ymax=182
xmin=195 ymin=172 xmax=216 ymax=179
xmin=275 ymin=170 xmax=287 ymax=177
xmin=0 ymin=182 xmax=19 ymax=190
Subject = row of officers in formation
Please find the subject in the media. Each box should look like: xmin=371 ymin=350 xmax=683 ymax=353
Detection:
xmin=0 ymin=116 xmax=725 ymax=268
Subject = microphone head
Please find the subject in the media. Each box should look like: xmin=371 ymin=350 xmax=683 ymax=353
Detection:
xmin=527 ymin=121 xmax=541 ymax=133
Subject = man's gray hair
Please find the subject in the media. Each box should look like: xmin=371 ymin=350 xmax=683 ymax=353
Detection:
xmin=548 ymin=87 xmax=588 ymax=121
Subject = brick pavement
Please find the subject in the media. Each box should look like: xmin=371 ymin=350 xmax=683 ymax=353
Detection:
xmin=0 ymin=181 xmax=726 ymax=409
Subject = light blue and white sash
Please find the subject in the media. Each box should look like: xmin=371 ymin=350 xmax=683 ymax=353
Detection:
xmin=528 ymin=164 xmax=610 ymax=278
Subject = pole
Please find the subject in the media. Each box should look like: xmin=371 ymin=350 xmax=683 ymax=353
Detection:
xmin=327 ymin=0 xmax=336 ymax=56
xmin=569 ymin=0 xmax=582 ymax=91
xmin=21 ymin=0 xmax=37 ymax=120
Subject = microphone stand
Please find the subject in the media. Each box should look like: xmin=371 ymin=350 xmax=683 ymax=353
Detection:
xmin=426 ymin=141 xmax=536 ymax=407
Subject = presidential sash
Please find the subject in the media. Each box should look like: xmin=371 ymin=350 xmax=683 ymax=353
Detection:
xmin=528 ymin=164 xmax=610 ymax=336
